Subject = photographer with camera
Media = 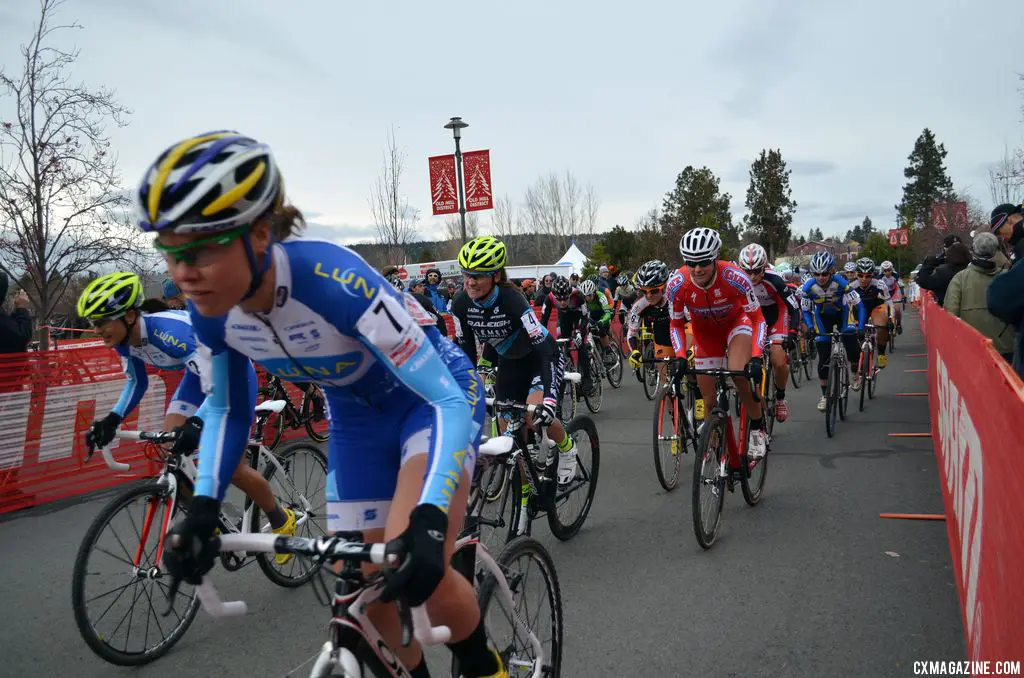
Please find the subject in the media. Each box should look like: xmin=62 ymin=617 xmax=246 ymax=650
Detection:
xmin=915 ymin=234 xmax=969 ymax=306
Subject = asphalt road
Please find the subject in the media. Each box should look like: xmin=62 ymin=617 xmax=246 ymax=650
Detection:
xmin=0 ymin=308 xmax=965 ymax=677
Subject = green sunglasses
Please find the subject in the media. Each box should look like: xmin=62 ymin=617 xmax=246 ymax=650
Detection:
xmin=152 ymin=224 xmax=249 ymax=265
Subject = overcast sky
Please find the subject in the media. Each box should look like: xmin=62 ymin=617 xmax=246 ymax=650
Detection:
xmin=1 ymin=0 xmax=1022 ymax=251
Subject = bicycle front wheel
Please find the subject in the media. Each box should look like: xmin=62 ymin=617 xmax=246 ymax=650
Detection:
xmin=653 ymin=388 xmax=684 ymax=491
xmin=453 ymin=536 xmax=563 ymax=678
xmin=583 ymin=357 xmax=604 ymax=413
xmin=642 ymin=344 xmax=657 ymax=401
xmin=253 ymin=441 xmax=329 ymax=587
xmin=72 ymin=481 xmax=200 ymax=666
xmin=692 ymin=412 xmax=727 ymax=549
xmin=547 ymin=415 xmax=600 ymax=541
xmin=825 ymin=362 xmax=840 ymax=438
xmin=302 ymin=387 xmax=330 ymax=443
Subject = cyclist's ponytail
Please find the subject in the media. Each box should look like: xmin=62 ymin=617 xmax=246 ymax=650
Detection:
xmin=268 ymin=203 xmax=306 ymax=241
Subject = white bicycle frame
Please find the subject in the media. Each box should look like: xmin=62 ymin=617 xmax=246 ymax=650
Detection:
xmin=96 ymin=400 xmax=312 ymax=555
xmin=192 ymin=436 xmax=547 ymax=678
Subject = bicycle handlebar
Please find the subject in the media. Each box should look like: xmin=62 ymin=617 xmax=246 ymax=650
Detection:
xmin=192 ymin=533 xmax=452 ymax=645
xmin=93 ymin=429 xmax=181 ymax=472
xmin=485 ymin=397 xmax=538 ymax=415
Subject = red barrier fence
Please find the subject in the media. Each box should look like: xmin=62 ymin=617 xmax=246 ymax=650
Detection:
xmin=0 ymin=347 xmax=320 ymax=514
xmin=920 ymin=294 xmax=1024 ymax=662
xmin=0 ymin=302 xmax=610 ymax=515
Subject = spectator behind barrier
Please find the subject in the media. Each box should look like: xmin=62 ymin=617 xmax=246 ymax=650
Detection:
xmin=944 ymin=233 xmax=1015 ymax=363
xmin=0 ymin=272 xmax=33 ymax=505
xmin=987 ymin=216 xmax=1024 ymax=380
xmin=0 ymin=273 xmax=32 ymax=354
xmin=989 ymin=203 xmax=1024 ymax=263
xmin=916 ymin=238 xmax=970 ymax=306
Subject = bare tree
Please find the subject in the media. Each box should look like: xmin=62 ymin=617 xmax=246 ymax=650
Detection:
xmin=369 ymin=127 xmax=418 ymax=265
xmin=0 ymin=0 xmax=146 ymax=343
xmin=583 ymin=184 xmax=600 ymax=234
xmin=521 ymin=171 xmax=595 ymax=252
xmin=442 ymin=212 xmax=480 ymax=241
xmin=987 ymin=145 xmax=1024 ymax=206
xmin=489 ymin=194 xmax=520 ymax=259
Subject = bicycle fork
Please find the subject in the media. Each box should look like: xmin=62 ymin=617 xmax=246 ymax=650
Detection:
xmin=133 ymin=473 xmax=180 ymax=578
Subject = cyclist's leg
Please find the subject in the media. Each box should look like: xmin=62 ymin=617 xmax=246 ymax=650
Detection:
xmin=725 ymin=320 xmax=762 ymax=421
xmin=872 ymin=305 xmax=890 ymax=366
xmin=767 ymin=306 xmax=790 ymax=415
xmin=691 ymin=333 xmax=724 ymax=414
xmin=576 ymin=315 xmax=594 ymax=390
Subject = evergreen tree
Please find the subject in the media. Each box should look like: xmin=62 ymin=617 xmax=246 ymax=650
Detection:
xmin=896 ymin=128 xmax=954 ymax=228
xmin=742 ymin=149 xmax=798 ymax=260
xmin=660 ymin=166 xmax=738 ymax=253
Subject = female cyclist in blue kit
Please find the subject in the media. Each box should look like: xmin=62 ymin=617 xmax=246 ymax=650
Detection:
xmin=141 ymin=131 xmax=498 ymax=678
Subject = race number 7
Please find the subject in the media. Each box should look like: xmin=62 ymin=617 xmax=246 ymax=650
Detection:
xmin=373 ymin=298 xmax=403 ymax=333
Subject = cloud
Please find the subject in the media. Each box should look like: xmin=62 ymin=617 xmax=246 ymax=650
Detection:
xmin=695 ymin=136 xmax=731 ymax=154
xmin=789 ymin=160 xmax=837 ymax=176
xmin=302 ymin=221 xmax=379 ymax=245
xmin=825 ymin=205 xmax=893 ymax=222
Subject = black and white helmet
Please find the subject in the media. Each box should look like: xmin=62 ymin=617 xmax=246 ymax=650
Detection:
xmin=616 ymin=274 xmax=629 ymax=287
xmin=843 ymin=261 xmax=857 ymax=273
xmin=679 ymin=227 xmax=722 ymax=261
xmin=390 ymin=276 xmax=404 ymax=291
xmin=856 ymin=257 xmax=875 ymax=274
xmin=635 ymin=259 xmax=669 ymax=288
xmin=579 ymin=279 xmax=598 ymax=297
xmin=551 ymin=276 xmax=572 ymax=300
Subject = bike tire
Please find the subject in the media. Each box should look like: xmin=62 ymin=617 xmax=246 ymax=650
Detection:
xmin=253 ymin=441 xmax=329 ymax=587
xmin=583 ymin=357 xmax=604 ymax=413
xmin=868 ymin=355 xmax=878 ymax=399
xmin=302 ymin=388 xmax=330 ymax=443
xmin=802 ymin=348 xmax=813 ymax=381
xmin=653 ymin=388 xmax=683 ymax=491
xmin=692 ymin=412 xmax=727 ymax=549
xmin=546 ymin=415 xmax=600 ymax=541
xmin=72 ymin=481 xmax=200 ymax=666
xmin=740 ymin=421 xmax=769 ymax=507
xmin=641 ymin=344 xmax=657 ymax=401
xmin=838 ymin=360 xmax=849 ymax=421
xmin=452 ymin=536 xmax=563 ymax=678
xmin=558 ymin=378 xmax=577 ymax=424
xmin=469 ymin=457 xmax=522 ymax=553
xmin=789 ymin=348 xmax=801 ymax=388
xmin=605 ymin=347 xmax=623 ymax=389
xmin=825 ymin=365 xmax=838 ymax=438
xmin=257 ymin=387 xmax=285 ymax=450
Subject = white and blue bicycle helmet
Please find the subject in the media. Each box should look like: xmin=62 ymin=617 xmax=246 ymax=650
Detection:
xmin=809 ymin=251 xmax=836 ymax=274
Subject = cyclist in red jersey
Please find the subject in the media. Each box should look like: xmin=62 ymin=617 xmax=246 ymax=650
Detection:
xmin=667 ymin=228 xmax=768 ymax=458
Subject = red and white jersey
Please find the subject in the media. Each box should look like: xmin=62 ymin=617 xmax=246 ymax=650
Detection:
xmin=667 ymin=261 xmax=765 ymax=355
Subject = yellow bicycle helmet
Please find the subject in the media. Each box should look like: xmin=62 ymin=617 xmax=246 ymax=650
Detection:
xmin=77 ymin=272 xmax=144 ymax=320
xmin=458 ymin=236 xmax=507 ymax=272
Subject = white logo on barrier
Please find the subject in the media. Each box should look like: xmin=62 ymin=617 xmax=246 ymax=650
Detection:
xmin=0 ymin=391 xmax=32 ymax=470
xmin=935 ymin=352 xmax=984 ymax=658
xmin=32 ymin=375 xmax=168 ymax=464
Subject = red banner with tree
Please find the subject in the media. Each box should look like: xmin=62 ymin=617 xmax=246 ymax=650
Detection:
xmin=428 ymin=154 xmax=458 ymax=216
xmin=463 ymin=150 xmax=493 ymax=212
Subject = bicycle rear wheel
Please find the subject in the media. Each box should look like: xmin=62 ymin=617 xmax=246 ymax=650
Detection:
xmin=467 ymin=456 xmax=522 ymax=554
xmin=692 ymin=412 xmax=727 ymax=549
xmin=453 ymin=536 xmax=563 ymax=678
xmin=547 ymin=415 xmax=600 ymax=540
xmin=605 ymin=346 xmax=623 ymax=388
xmin=740 ymin=421 xmax=769 ymax=507
xmin=252 ymin=441 xmax=329 ymax=587
xmin=788 ymin=347 xmax=801 ymax=388
xmin=72 ymin=481 xmax=200 ymax=666
xmin=302 ymin=387 xmax=330 ymax=443
xmin=653 ymin=388 xmax=684 ymax=491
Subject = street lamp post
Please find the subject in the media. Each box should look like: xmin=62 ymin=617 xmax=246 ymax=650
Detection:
xmin=443 ymin=116 xmax=469 ymax=241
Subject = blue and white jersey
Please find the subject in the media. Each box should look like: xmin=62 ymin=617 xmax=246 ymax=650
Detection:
xmin=112 ymin=310 xmax=212 ymax=418
xmin=190 ymin=240 xmax=473 ymax=509
xmin=800 ymin=274 xmax=865 ymax=336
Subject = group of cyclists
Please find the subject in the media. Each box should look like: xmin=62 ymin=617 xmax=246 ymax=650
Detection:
xmin=71 ymin=129 xmax=911 ymax=678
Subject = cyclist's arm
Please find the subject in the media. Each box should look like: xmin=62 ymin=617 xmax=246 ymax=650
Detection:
xmin=625 ymin=299 xmax=645 ymax=351
xmin=450 ymin=293 xmax=479 ymax=366
xmin=668 ymin=294 xmax=689 ymax=355
xmin=111 ymin=347 xmax=149 ymax=418
xmin=353 ymin=288 xmax=472 ymax=511
xmin=597 ymin=292 xmax=612 ymax=323
xmin=192 ymin=346 xmax=257 ymax=501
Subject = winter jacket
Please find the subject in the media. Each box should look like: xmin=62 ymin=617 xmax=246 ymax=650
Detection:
xmin=916 ymin=244 xmax=970 ymax=306
xmin=944 ymin=259 xmax=1015 ymax=357
xmin=987 ymin=257 xmax=1024 ymax=380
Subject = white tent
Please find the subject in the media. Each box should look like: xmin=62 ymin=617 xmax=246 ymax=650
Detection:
xmin=555 ymin=241 xmax=589 ymax=275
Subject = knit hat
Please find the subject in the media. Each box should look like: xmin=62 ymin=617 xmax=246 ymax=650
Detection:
xmin=972 ymin=232 xmax=1000 ymax=259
